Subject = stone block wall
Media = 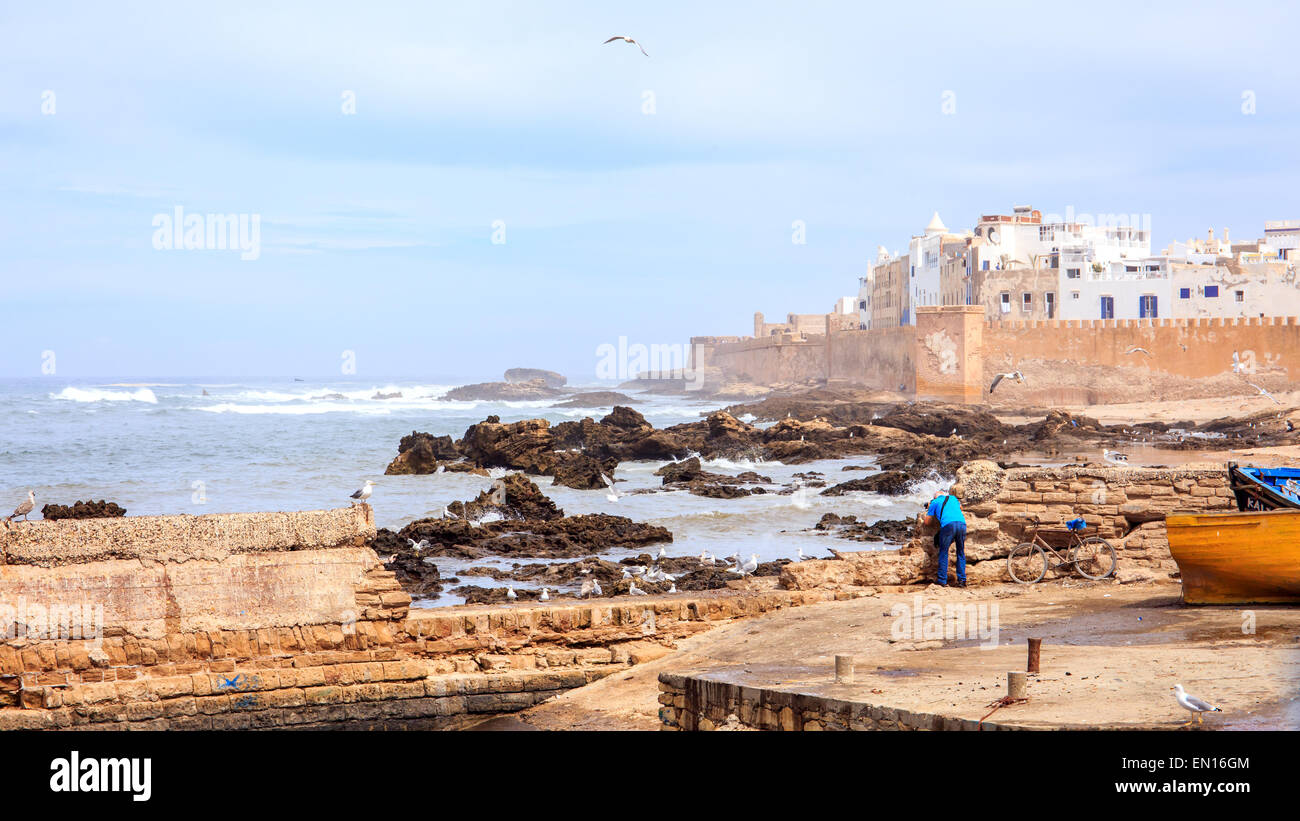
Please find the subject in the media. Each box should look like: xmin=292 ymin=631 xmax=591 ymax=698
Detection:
xmin=657 ymin=672 xmax=1020 ymax=731
xmin=780 ymin=464 xmax=1237 ymax=590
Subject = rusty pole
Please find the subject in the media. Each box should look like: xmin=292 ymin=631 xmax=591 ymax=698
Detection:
xmin=1027 ymin=638 xmax=1041 ymax=674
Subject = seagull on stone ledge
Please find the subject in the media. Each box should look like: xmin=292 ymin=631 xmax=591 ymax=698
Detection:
xmin=539 ymin=588 xmax=550 ymax=602
xmin=1172 ymin=684 xmax=1222 ymax=726
xmin=506 ymin=586 xmax=517 ymax=600
xmin=350 ymin=480 xmax=375 ymax=504
xmin=8 ymin=490 xmax=35 ymax=521
xmin=629 ymin=581 xmax=647 ymax=596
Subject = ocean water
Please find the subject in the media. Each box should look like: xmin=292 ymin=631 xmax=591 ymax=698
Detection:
xmin=0 ymin=377 xmax=946 ymax=605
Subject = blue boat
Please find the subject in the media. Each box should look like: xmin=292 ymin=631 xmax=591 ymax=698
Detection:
xmin=1227 ymin=462 xmax=1300 ymax=512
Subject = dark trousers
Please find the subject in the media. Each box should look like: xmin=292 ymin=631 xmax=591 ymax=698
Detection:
xmin=936 ymin=522 xmax=967 ymax=585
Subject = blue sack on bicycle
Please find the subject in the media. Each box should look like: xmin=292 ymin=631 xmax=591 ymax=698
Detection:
xmin=1066 ymin=517 xmax=1086 ymax=531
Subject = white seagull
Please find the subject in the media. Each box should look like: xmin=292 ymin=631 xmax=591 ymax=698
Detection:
xmin=1247 ymin=383 xmax=1281 ymax=405
xmin=1125 ymin=346 xmax=1152 ymax=357
xmin=506 ymin=586 xmax=517 ymax=600
xmin=8 ymin=490 xmax=35 ymax=521
xmin=668 ymin=583 xmax=677 ymax=593
xmin=1172 ymin=684 xmax=1222 ymax=726
xmin=406 ymin=538 xmax=430 ymax=552
xmin=989 ymin=370 xmax=1025 ymax=394
xmin=602 ymin=473 xmax=621 ymax=503
xmin=1103 ymin=449 xmax=1129 ymax=464
xmin=592 ymin=579 xmax=603 ymax=597
xmin=629 ymin=581 xmax=647 ymax=596
xmin=350 ymin=480 xmax=375 ymax=504
xmin=738 ymin=553 xmax=759 ymax=576
xmin=603 ymin=35 xmax=649 ymax=56
xmin=539 ymin=588 xmax=550 ymax=602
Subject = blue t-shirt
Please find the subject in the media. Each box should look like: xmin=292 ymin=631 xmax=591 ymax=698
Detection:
xmin=927 ymin=494 xmax=965 ymax=528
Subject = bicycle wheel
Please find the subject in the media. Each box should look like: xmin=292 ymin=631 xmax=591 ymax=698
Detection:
xmin=1074 ymin=536 xmax=1117 ymax=580
xmin=1007 ymin=543 xmax=1047 ymax=584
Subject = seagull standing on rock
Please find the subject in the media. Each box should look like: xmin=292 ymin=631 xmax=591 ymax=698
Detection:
xmin=8 ymin=490 xmax=35 ymax=521
xmin=506 ymin=586 xmax=517 ymax=600
xmin=539 ymin=588 xmax=550 ymax=602
xmin=1172 ymin=684 xmax=1222 ymax=726
xmin=629 ymin=581 xmax=647 ymax=596
xmin=350 ymin=480 xmax=375 ymax=504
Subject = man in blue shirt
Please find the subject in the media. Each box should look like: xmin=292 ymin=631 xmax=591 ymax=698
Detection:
xmin=925 ymin=482 xmax=967 ymax=587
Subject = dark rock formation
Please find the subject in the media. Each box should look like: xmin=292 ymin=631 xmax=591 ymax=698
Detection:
xmin=443 ymin=379 xmax=566 ymax=401
xmin=370 ymin=528 xmax=443 ymax=596
xmin=820 ymin=470 xmax=924 ymax=497
xmin=504 ymin=368 xmax=567 ymax=388
xmin=384 ymin=431 xmax=460 ymax=475
xmin=551 ymin=391 xmax=637 ymax=408
xmin=814 ymin=513 xmax=913 ymax=545
xmin=39 ymin=500 xmax=126 ymax=520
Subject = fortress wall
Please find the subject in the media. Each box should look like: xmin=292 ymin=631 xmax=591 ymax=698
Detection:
xmin=984 ymin=316 xmax=1300 ymax=380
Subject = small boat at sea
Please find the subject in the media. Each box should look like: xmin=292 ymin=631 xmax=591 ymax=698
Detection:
xmin=1167 ymin=467 xmax=1300 ymax=604
xmin=1227 ymin=462 xmax=1300 ymax=511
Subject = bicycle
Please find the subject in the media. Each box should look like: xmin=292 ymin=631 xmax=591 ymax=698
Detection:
xmin=1006 ymin=518 xmax=1116 ymax=584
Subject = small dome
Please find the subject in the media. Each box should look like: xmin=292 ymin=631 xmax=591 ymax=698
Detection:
xmin=924 ymin=211 xmax=947 ymax=235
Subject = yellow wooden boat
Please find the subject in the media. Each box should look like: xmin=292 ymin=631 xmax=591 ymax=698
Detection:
xmin=1166 ymin=509 xmax=1300 ymax=604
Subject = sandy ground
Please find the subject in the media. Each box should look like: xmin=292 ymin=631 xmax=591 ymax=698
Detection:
xmin=998 ymin=390 xmax=1299 ymax=428
xmin=508 ymin=580 xmax=1300 ymax=731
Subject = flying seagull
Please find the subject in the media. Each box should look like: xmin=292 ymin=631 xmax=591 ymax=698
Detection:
xmin=8 ymin=490 xmax=35 ymax=521
xmin=1247 ymin=383 xmax=1281 ymax=405
xmin=350 ymin=480 xmax=375 ymax=503
xmin=989 ymin=370 xmax=1025 ymax=394
xmin=1125 ymin=346 xmax=1152 ymax=357
xmin=406 ymin=538 xmax=430 ymax=552
xmin=603 ymin=35 xmax=649 ymax=56
xmin=602 ymin=473 xmax=621 ymax=503
xmin=1172 ymin=684 xmax=1222 ymax=726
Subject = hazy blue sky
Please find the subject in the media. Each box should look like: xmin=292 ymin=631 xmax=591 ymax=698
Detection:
xmin=2 ymin=1 xmax=1298 ymax=381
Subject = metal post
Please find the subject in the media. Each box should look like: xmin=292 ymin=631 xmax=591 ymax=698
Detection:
xmin=1027 ymin=637 xmax=1041 ymax=674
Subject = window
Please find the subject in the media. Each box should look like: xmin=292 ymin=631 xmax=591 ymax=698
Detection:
xmin=1071 ymin=291 xmax=1080 ymax=300
xmin=1022 ymin=292 xmax=1033 ymax=312
xmin=859 ymin=300 xmax=867 ymax=310
xmin=982 ymin=260 xmax=989 ymax=271
xmin=1067 ymin=268 xmax=1081 ymax=279
xmin=1100 ymin=296 xmax=1114 ymax=319
xmin=1139 ymin=294 xmax=1158 ymax=319
xmin=999 ymin=292 xmax=1011 ymax=314
xmin=1045 ymin=292 xmax=1056 ymax=319
xmin=1205 ymin=285 xmax=1219 ymax=297
xmin=1179 ymin=287 xmax=1190 ymax=299
xmin=1235 ymin=290 xmax=1245 ymax=302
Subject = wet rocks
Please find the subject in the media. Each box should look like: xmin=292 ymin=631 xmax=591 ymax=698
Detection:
xmin=820 ymin=470 xmax=924 ymax=497
xmin=448 ymin=473 xmax=564 ymax=522
xmin=458 ymin=417 xmax=559 ymax=474
xmin=548 ymin=453 xmax=619 ymax=490
xmin=370 ymin=528 xmax=444 ymax=596
xmin=384 ymin=431 xmax=460 ymax=475
xmin=655 ymin=456 xmax=770 ymax=499
xmin=39 ymin=500 xmax=126 ymax=520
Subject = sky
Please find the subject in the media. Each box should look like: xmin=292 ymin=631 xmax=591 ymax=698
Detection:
xmin=2 ymin=0 xmax=1299 ymax=381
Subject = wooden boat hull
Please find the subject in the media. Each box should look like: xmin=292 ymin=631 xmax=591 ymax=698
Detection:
xmin=1166 ymin=510 xmax=1300 ymax=604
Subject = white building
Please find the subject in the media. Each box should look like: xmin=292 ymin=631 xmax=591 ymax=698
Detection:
xmin=1263 ymin=220 xmax=1300 ymax=260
